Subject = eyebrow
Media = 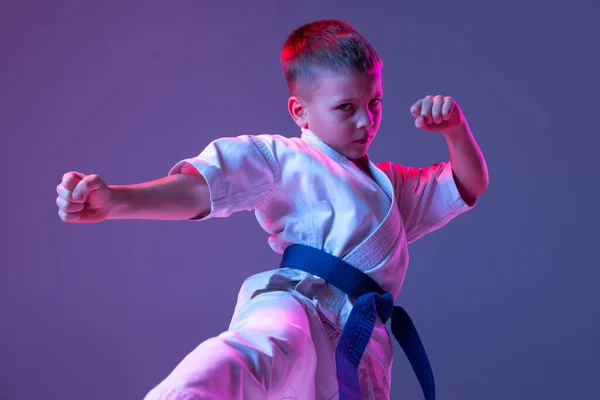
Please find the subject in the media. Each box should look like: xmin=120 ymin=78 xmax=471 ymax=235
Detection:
xmin=334 ymin=92 xmax=384 ymax=103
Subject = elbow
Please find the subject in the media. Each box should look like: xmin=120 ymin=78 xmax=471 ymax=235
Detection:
xmin=174 ymin=172 xmax=212 ymax=220
xmin=452 ymin=170 xmax=488 ymax=206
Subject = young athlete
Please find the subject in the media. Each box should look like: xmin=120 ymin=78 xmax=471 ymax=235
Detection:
xmin=56 ymin=20 xmax=488 ymax=400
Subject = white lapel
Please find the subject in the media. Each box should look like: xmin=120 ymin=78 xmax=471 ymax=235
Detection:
xmin=341 ymin=160 xmax=401 ymax=272
xmin=300 ymin=128 xmax=401 ymax=272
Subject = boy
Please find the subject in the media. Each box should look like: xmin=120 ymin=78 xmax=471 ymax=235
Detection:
xmin=56 ymin=20 xmax=488 ymax=400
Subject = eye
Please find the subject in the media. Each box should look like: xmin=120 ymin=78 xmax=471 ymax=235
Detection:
xmin=337 ymin=103 xmax=354 ymax=112
xmin=370 ymin=98 xmax=382 ymax=106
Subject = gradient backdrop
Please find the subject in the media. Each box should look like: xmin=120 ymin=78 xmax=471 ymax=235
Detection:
xmin=2 ymin=1 xmax=598 ymax=399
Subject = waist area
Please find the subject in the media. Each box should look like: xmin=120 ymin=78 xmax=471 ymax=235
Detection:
xmin=233 ymin=268 xmax=395 ymax=370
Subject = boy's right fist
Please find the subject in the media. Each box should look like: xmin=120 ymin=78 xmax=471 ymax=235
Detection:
xmin=56 ymin=172 xmax=112 ymax=223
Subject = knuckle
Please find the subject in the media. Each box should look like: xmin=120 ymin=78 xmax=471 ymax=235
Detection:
xmin=59 ymin=209 xmax=80 ymax=222
xmin=63 ymin=171 xmax=77 ymax=183
xmin=88 ymin=174 xmax=102 ymax=187
xmin=57 ymin=187 xmax=70 ymax=200
xmin=76 ymin=181 xmax=87 ymax=193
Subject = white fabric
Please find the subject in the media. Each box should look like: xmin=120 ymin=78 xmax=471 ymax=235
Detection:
xmin=144 ymin=128 xmax=475 ymax=399
xmin=143 ymin=291 xmax=329 ymax=399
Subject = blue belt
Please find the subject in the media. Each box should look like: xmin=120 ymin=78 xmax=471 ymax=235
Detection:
xmin=280 ymin=244 xmax=435 ymax=400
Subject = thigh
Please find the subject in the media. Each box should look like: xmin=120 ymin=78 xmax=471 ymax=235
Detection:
xmin=226 ymin=291 xmax=319 ymax=395
xmin=145 ymin=291 xmax=318 ymax=400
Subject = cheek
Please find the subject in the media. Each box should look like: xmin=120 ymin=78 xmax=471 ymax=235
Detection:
xmin=312 ymin=109 xmax=335 ymax=125
xmin=376 ymin=112 xmax=383 ymax=124
xmin=321 ymin=111 xmax=349 ymax=129
xmin=372 ymin=109 xmax=383 ymax=125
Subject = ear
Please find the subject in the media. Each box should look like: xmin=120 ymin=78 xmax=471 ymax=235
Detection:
xmin=287 ymin=96 xmax=308 ymax=129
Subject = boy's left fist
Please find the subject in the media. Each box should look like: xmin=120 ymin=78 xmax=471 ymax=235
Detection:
xmin=410 ymin=95 xmax=465 ymax=132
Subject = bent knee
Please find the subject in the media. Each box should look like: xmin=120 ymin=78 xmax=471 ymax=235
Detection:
xmin=229 ymin=293 xmax=316 ymax=357
xmin=165 ymin=333 xmax=315 ymax=397
xmin=154 ymin=336 xmax=267 ymax=398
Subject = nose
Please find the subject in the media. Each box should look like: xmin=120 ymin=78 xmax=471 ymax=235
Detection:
xmin=356 ymin=108 xmax=374 ymax=130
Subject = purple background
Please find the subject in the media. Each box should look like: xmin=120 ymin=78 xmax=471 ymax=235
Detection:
xmin=2 ymin=1 xmax=598 ymax=399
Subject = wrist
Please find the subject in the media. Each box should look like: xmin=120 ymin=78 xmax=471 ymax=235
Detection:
xmin=106 ymin=186 xmax=132 ymax=219
xmin=442 ymin=118 xmax=469 ymax=141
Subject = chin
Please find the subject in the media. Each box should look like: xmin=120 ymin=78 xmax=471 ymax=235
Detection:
xmin=345 ymin=149 xmax=368 ymax=160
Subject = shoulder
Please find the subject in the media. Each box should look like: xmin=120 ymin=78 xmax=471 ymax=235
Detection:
xmin=202 ymin=133 xmax=315 ymax=167
xmin=375 ymin=160 xmax=450 ymax=183
xmin=252 ymin=133 xmax=306 ymax=150
xmin=204 ymin=133 xmax=300 ymax=157
xmin=374 ymin=161 xmax=408 ymax=183
xmin=249 ymin=133 xmax=318 ymax=162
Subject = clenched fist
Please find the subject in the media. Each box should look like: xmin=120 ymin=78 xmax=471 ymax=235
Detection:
xmin=56 ymin=172 xmax=112 ymax=223
xmin=410 ymin=95 xmax=465 ymax=132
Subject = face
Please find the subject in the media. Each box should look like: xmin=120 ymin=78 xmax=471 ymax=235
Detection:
xmin=288 ymin=65 xmax=383 ymax=160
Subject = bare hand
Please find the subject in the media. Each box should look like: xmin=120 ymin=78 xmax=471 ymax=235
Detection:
xmin=410 ymin=95 xmax=465 ymax=132
xmin=56 ymin=172 xmax=112 ymax=223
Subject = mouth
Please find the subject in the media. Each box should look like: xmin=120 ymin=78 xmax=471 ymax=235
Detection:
xmin=354 ymin=136 xmax=373 ymax=144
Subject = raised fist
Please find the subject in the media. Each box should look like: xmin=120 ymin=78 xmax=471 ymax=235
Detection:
xmin=56 ymin=172 xmax=112 ymax=223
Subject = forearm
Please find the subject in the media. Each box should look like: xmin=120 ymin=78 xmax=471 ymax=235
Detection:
xmin=107 ymin=173 xmax=210 ymax=220
xmin=442 ymin=119 xmax=489 ymax=202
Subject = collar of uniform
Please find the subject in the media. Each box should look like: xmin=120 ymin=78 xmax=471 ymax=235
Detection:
xmin=300 ymin=128 xmax=351 ymax=164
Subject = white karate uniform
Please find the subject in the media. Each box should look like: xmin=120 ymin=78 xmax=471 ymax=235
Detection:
xmin=143 ymin=128 xmax=475 ymax=400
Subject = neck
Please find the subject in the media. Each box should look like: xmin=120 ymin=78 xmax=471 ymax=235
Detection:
xmin=352 ymin=155 xmax=372 ymax=176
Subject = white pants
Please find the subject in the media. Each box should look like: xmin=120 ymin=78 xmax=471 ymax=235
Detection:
xmin=143 ymin=290 xmax=340 ymax=399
